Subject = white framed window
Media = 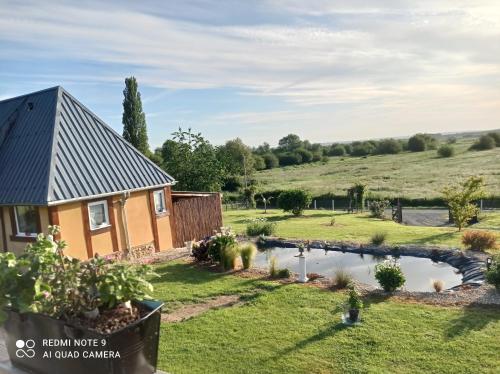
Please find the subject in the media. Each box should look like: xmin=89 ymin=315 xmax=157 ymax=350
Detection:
xmin=153 ymin=190 xmax=167 ymax=214
xmin=88 ymin=200 xmax=110 ymax=230
xmin=14 ymin=206 xmax=38 ymax=237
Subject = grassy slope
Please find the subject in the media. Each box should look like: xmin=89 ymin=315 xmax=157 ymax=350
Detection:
xmin=154 ymin=261 xmax=500 ymax=374
xmin=255 ymin=139 xmax=500 ymax=199
xmin=223 ymin=209 xmax=500 ymax=249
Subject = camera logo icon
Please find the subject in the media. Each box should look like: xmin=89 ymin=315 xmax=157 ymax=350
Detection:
xmin=15 ymin=339 xmax=36 ymax=358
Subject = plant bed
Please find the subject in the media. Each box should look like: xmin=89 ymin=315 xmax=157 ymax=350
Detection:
xmin=0 ymin=226 xmax=163 ymax=374
xmin=4 ymin=300 xmax=163 ymax=374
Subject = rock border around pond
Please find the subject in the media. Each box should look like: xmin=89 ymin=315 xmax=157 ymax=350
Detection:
xmin=257 ymin=238 xmax=488 ymax=289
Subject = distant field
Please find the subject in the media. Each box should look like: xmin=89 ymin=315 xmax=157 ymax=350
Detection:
xmin=255 ymin=139 xmax=500 ymax=199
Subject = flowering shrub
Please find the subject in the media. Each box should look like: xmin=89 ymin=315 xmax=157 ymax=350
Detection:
xmin=246 ymin=218 xmax=276 ymax=236
xmin=368 ymin=200 xmax=390 ymax=219
xmin=485 ymin=256 xmax=500 ymax=289
xmin=207 ymin=227 xmax=236 ymax=263
xmin=0 ymin=226 xmax=156 ymax=323
xmin=461 ymin=230 xmax=497 ymax=251
xmin=375 ymin=260 xmax=406 ymax=292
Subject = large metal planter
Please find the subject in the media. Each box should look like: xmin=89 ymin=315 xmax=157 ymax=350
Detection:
xmin=3 ymin=300 xmax=163 ymax=374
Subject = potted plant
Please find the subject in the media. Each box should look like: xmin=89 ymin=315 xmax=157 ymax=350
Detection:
xmin=347 ymin=288 xmax=363 ymax=323
xmin=0 ymin=226 xmax=163 ymax=374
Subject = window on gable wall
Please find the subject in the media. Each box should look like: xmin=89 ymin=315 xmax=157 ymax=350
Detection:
xmin=153 ymin=190 xmax=167 ymax=214
xmin=88 ymin=200 xmax=110 ymax=230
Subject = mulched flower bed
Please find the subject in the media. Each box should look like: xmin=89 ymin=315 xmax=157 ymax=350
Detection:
xmin=71 ymin=304 xmax=147 ymax=334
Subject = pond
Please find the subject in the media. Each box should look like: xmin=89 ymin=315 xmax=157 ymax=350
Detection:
xmin=255 ymin=247 xmax=463 ymax=292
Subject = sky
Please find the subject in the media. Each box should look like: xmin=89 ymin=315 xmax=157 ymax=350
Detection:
xmin=0 ymin=0 xmax=499 ymax=148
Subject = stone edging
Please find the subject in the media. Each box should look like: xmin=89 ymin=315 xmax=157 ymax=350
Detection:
xmin=258 ymin=238 xmax=488 ymax=289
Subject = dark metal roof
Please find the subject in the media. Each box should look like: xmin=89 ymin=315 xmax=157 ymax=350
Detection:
xmin=0 ymin=86 xmax=175 ymax=205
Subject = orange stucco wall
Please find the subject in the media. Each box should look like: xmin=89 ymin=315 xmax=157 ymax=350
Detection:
xmin=0 ymin=187 xmax=176 ymax=259
xmin=0 ymin=206 xmax=49 ymax=255
xmin=125 ymin=191 xmax=155 ymax=248
xmin=57 ymin=202 xmax=88 ymax=259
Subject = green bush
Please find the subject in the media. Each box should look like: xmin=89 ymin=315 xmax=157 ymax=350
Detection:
xmin=487 ymin=132 xmax=500 ymax=146
xmin=485 ymin=256 xmax=500 ymax=289
xmin=437 ymin=144 xmax=455 ymax=158
xmin=276 ymin=268 xmax=291 ymax=278
xmin=268 ymin=256 xmax=290 ymax=278
xmin=246 ymin=218 xmax=276 ymax=236
xmin=375 ymin=260 xmax=406 ymax=291
xmin=208 ymin=228 xmax=237 ymax=263
xmin=347 ymin=287 xmax=363 ymax=309
xmin=329 ymin=145 xmax=345 ymax=156
xmin=368 ymin=200 xmax=390 ymax=219
xmin=296 ymin=148 xmax=313 ymax=163
xmin=376 ymin=139 xmax=402 ymax=154
xmin=371 ymin=231 xmax=387 ymax=246
xmin=240 ymin=243 xmax=257 ymax=269
xmin=263 ymin=153 xmax=279 ymax=169
xmin=278 ymin=189 xmax=312 ymax=216
xmin=471 ymin=135 xmax=496 ymax=150
xmin=278 ymin=152 xmax=302 ymax=166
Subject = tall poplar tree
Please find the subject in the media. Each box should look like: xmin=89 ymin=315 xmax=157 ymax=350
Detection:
xmin=122 ymin=77 xmax=149 ymax=155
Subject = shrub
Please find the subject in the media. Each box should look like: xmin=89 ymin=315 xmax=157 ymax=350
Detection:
xmin=329 ymin=145 xmax=345 ymax=156
xmin=296 ymin=148 xmax=313 ymax=163
xmin=432 ymin=279 xmax=444 ymax=293
xmin=208 ymin=228 xmax=237 ymax=262
xmin=485 ymin=256 xmax=500 ymax=289
xmin=461 ymin=230 xmax=497 ymax=251
xmin=263 ymin=153 xmax=279 ymax=169
xmin=470 ymin=135 xmax=496 ymax=150
xmin=220 ymin=245 xmax=240 ymax=271
xmin=437 ymin=144 xmax=455 ymax=158
xmin=276 ymin=268 xmax=291 ymax=278
xmin=240 ymin=243 xmax=257 ymax=269
xmin=375 ymin=260 xmax=406 ymax=291
xmin=333 ymin=269 xmax=352 ymax=289
xmin=246 ymin=218 xmax=276 ymax=236
xmin=191 ymin=239 xmax=211 ymax=261
xmin=408 ymin=134 xmax=427 ymax=152
xmin=487 ymin=132 xmax=500 ymax=146
xmin=351 ymin=142 xmax=375 ymax=156
xmin=376 ymin=139 xmax=402 ymax=155
xmin=371 ymin=231 xmax=387 ymax=246
xmin=278 ymin=152 xmax=302 ymax=166
xmin=253 ymin=154 xmax=266 ymax=170
xmin=368 ymin=200 xmax=390 ymax=219
xmin=278 ymin=189 xmax=312 ymax=216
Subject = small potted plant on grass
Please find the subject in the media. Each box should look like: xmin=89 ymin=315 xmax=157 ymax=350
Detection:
xmin=0 ymin=226 xmax=162 ymax=374
xmin=347 ymin=287 xmax=363 ymax=323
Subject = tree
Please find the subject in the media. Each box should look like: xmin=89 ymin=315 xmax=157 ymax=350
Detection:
xmin=470 ymin=135 xmax=496 ymax=151
xmin=218 ymin=138 xmax=255 ymax=186
xmin=329 ymin=145 xmax=345 ymax=156
xmin=161 ymin=128 xmax=226 ymax=191
xmin=295 ymin=148 xmax=313 ymax=163
xmin=408 ymin=134 xmax=427 ymax=152
xmin=278 ymin=134 xmax=302 ymax=152
xmin=437 ymin=144 xmax=454 ymax=158
xmin=442 ymin=176 xmax=485 ymax=231
xmin=262 ymin=153 xmax=279 ymax=169
xmin=376 ymin=139 xmax=402 ymax=154
xmin=486 ymin=132 xmax=500 ymax=147
xmin=122 ymin=77 xmax=149 ymax=154
xmin=278 ymin=189 xmax=312 ymax=216
xmin=252 ymin=155 xmax=266 ymax=170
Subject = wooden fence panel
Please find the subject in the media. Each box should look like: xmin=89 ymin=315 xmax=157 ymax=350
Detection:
xmin=172 ymin=193 xmax=223 ymax=247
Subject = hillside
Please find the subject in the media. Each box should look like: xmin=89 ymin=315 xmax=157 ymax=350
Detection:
xmin=255 ymin=138 xmax=500 ymax=199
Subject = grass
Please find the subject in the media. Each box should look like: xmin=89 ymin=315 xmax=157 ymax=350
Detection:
xmin=255 ymin=139 xmax=500 ymax=199
xmin=223 ymin=209 xmax=500 ymax=249
xmin=154 ymin=260 xmax=500 ymax=374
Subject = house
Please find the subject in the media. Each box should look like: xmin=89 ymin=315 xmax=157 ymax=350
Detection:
xmin=0 ymin=86 xmax=222 ymax=259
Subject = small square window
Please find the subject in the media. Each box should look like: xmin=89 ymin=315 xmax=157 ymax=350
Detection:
xmin=88 ymin=200 xmax=110 ymax=230
xmin=14 ymin=206 xmax=38 ymax=237
xmin=153 ymin=190 xmax=167 ymax=214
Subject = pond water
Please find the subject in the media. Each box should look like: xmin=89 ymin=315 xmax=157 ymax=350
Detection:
xmin=255 ymin=247 xmax=463 ymax=292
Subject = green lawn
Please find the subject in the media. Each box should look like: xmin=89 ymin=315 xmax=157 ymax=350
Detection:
xmin=153 ymin=261 xmax=500 ymax=374
xmin=223 ymin=209 xmax=500 ymax=249
xmin=255 ymin=139 xmax=500 ymax=199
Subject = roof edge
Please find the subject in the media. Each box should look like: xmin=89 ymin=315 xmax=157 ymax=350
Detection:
xmin=0 ymin=86 xmax=60 ymax=105
xmin=45 ymin=86 xmax=63 ymax=203
xmin=46 ymin=182 xmax=176 ymax=206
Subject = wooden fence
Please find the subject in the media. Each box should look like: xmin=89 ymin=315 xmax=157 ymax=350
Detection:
xmin=172 ymin=192 xmax=223 ymax=247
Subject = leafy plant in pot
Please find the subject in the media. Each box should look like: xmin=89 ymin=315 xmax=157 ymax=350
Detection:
xmin=0 ymin=226 xmax=162 ymax=374
xmin=347 ymin=287 xmax=363 ymax=323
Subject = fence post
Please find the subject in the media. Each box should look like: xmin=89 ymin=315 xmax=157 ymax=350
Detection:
xmin=480 ymin=199 xmax=483 ymax=211
xmin=314 ymin=200 xmax=317 ymax=209
xmin=332 ymin=199 xmax=334 ymax=211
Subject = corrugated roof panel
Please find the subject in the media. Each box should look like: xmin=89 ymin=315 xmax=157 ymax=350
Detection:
xmin=0 ymin=86 xmax=176 ymax=205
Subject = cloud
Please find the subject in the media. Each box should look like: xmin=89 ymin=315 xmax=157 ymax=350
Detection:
xmin=0 ymin=0 xmax=499 ymax=145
